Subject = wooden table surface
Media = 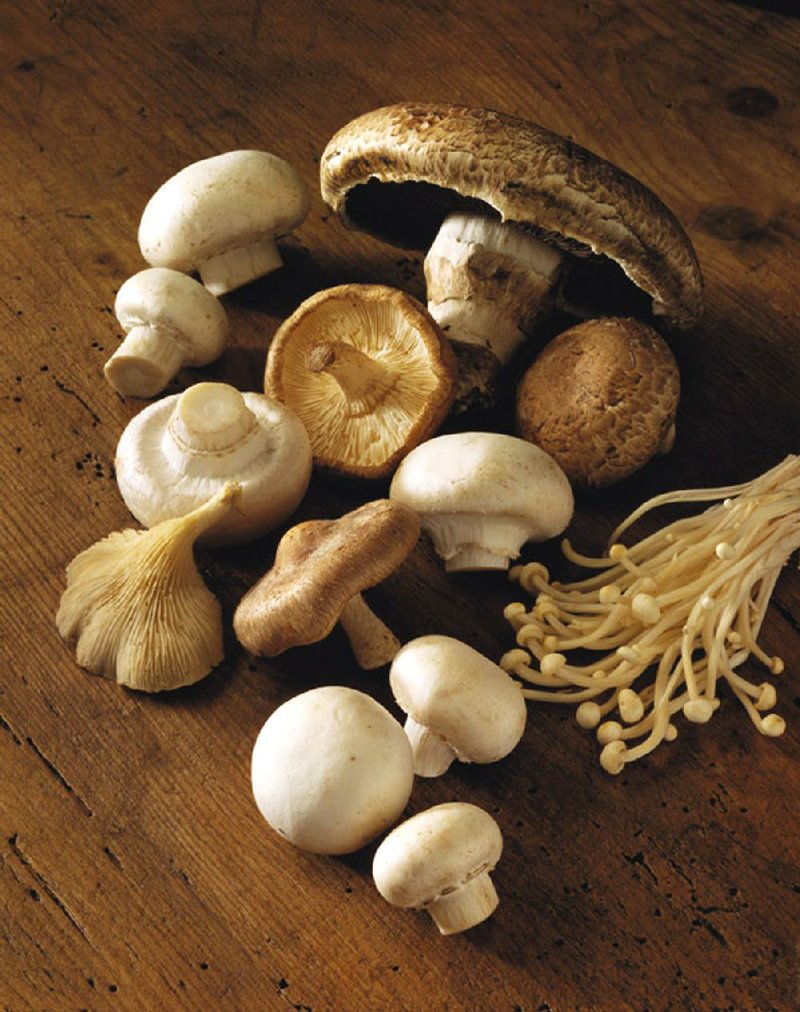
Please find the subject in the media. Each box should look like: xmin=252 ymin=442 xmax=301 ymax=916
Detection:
xmin=2 ymin=1 xmax=799 ymax=1009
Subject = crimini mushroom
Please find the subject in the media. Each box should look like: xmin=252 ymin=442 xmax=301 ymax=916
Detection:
xmin=233 ymin=499 xmax=420 ymax=669
xmin=516 ymin=316 xmax=681 ymax=487
xmin=372 ymin=802 xmax=504 ymax=935
xmin=389 ymin=635 xmax=527 ymax=777
xmin=264 ymin=284 xmax=456 ymax=479
xmin=251 ymin=685 xmax=414 ymax=855
xmin=56 ymin=483 xmax=239 ymax=692
xmin=500 ymin=455 xmax=800 ymax=774
xmin=138 ymin=150 xmax=309 ymax=296
xmin=103 ymin=268 xmax=229 ymax=398
xmin=321 ymin=103 xmax=704 ymax=402
xmin=389 ymin=431 xmax=573 ymax=572
xmin=115 ymin=381 xmax=312 ymax=547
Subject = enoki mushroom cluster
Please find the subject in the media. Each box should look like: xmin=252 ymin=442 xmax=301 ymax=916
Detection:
xmin=500 ymin=456 xmax=799 ymax=775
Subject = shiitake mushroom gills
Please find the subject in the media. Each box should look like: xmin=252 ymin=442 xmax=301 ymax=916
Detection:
xmin=321 ymin=103 xmax=703 ymax=406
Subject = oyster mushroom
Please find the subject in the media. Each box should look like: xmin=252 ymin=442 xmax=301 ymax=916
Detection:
xmin=115 ymin=382 xmax=312 ymax=547
xmin=389 ymin=431 xmax=573 ymax=572
xmin=372 ymin=802 xmax=504 ymax=935
xmin=138 ymin=150 xmax=309 ymax=295
xmin=264 ymin=284 xmax=456 ymax=479
xmin=233 ymin=499 xmax=420 ymax=670
xmin=389 ymin=635 xmax=527 ymax=777
xmin=320 ymin=102 xmax=704 ymax=405
xmin=515 ymin=316 xmax=681 ymax=487
xmin=56 ymin=484 xmax=238 ymax=692
xmin=251 ymin=685 xmax=414 ymax=855
xmin=104 ymin=268 xmax=229 ymax=398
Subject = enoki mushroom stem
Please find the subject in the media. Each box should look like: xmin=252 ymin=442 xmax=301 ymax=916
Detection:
xmin=500 ymin=455 xmax=799 ymax=774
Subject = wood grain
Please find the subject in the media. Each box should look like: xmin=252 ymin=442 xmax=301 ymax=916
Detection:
xmin=2 ymin=1 xmax=799 ymax=1009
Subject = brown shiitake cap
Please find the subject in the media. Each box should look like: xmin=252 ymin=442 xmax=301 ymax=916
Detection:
xmin=264 ymin=283 xmax=456 ymax=479
xmin=232 ymin=499 xmax=420 ymax=659
xmin=320 ymin=103 xmax=703 ymax=329
xmin=515 ymin=316 xmax=680 ymax=488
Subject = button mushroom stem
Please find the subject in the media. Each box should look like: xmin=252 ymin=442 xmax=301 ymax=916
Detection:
xmin=306 ymin=341 xmax=398 ymax=415
xmin=338 ymin=593 xmax=401 ymax=671
xmin=426 ymin=866 xmax=500 ymax=936
xmin=198 ymin=236 xmax=284 ymax=297
xmin=106 ymin=323 xmax=184 ymax=396
xmin=168 ymin=382 xmax=259 ymax=454
xmin=401 ymin=715 xmax=456 ymax=778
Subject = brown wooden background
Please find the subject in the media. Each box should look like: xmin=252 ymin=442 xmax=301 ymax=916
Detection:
xmin=2 ymin=1 xmax=799 ymax=1009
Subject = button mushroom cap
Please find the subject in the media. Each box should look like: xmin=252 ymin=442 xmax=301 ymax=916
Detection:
xmin=104 ymin=268 xmax=229 ymax=398
xmin=264 ymin=283 xmax=456 ymax=479
xmin=115 ymin=382 xmax=312 ymax=547
xmin=320 ymin=103 xmax=703 ymax=329
xmin=515 ymin=316 xmax=681 ymax=488
xmin=389 ymin=635 xmax=527 ymax=777
xmin=372 ymin=802 xmax=504 ymax=935
xmin=138 ymin=150 xmax=309 ymax=296
xmin=389 ymin=431 xmax=573 ymax=572
xmin=233 ymin=499 xmax=420 ymax=669
xmin=251 ymin=686 xmax=414 ymax=855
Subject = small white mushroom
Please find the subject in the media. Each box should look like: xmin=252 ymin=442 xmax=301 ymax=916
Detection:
xmin=104 ymin=268 xmax=229 ymax=398
xmin=115 ymin=381 xmax=312 ymax=546
xmin=372 ymin=802 xmax=504 ymax=935
xmin=389 ymin=635 xmax=527 ymax=777
xmin=389 ymin=431 xmax=573 ymax=572
xmin=251 ymin=686 xmax=414 ymax=855
xmin=138 ymin=150 xmax=309 ymax=295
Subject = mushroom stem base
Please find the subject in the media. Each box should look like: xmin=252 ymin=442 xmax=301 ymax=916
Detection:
xmin=104 ymin=325 xmax=184 ymax=398
xmin=339 ymin=593 xmax=400 ymax=670
xmin=198 ymin=237 xmax=283 ymax=296
xmin=403 ymin=716 xmax=455 ymax=777
xmin=426 ymin=871 xmax=499 ymax=935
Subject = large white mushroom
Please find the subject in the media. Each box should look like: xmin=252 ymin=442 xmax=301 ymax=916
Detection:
xmin=389 ymin=431 xmax=573 ymax=572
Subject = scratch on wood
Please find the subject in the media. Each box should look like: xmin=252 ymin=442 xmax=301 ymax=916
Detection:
xmin=53 ymin=378 xmax=102 ymax=427
xmin=24 ymin=735 xmax=93 ymax=816
xmin=0 ymin=714 xmax=22 ymax=745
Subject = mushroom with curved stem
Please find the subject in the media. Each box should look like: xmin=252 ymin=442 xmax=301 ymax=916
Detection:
xmin=56 ymin=483 xmax=239 ymax=692
xmin=114 ymin=381 xmax=312 ymax=547
xmin=515 ymin=316 xmax=681 ymax=487
xmin=372 ymin=802 xmax=504 ymax=935
xmin=499 ymin=455 xmax=799 ymax=773
xmin=103 ymin=268 xmax=229 ymax=398
xmin=389 ymin=431 xmax=573 ymax=572
xmin=251 ymin=686 xmax=414 ymax=855
xmin=264 ymin=284 xmax=456 ymax=479
xmin=233 ymin=499 xmax=420 ymax=670
xmin=389 ymin=635 xmax=527 ymax=777
xmin=138 ymin=150 xmax=309 ymax=296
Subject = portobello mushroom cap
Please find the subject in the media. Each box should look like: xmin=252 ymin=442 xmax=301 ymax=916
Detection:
xmin=320 ymin=103 xmax=703 ymax=329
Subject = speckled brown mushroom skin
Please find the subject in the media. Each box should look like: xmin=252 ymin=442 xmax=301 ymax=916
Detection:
xmin=515 ymin=317 xmax=680 ymax=488
xmin=320 ymin=103 xmax=703 ymax=328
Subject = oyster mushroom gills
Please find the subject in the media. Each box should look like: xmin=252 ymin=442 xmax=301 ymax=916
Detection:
xmin=233 ymin=498 xmax=420 ymax=669
xmin=138 ymin=149 xmax=309 ymax=296
xmin=372 ymin=802 xmax=504 ymax=935
xmin=115 ymin=381 xmax=312 ymax=547
xmin=516 ymin=316 xmax=681 ymax=487
xmin=390 ymin=431 xmax=573 ymax=572
xmin=103 ymin=267 xmax=229 ymax=399
xmin=56 ymin=483 xmax=239 ymax=692
xmin=321 ymin=102 xmax=704 ymax=405
xmin=251 ymin=685 xmax=414 ymax=855
xmin=500 ymin=455 xmax=799 ymax=774
xmin=264 ymin=283 xmax=456 ymax=479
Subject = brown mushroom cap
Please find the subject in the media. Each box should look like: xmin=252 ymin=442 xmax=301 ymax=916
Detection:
xmin=264 ymin=284 xmax=456 ymax=479
xmin=320 ymin=103 xmax=703 ymax=329
xmin=515 ymin=316 xmax=680 ymax=488
xmin=232 ymin=499 xmax=420 ymax=658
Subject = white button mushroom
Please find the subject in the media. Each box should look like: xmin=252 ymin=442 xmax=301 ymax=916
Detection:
xmin=389 ymin=635 xmax=527 ymax=777
xmin=104 ymin=268 xmax=229 ymax=398
xmin=372 ymin=802 xmax=504 ymax=935
xmin=251 ymin=686 xmax=414 ymax=855
xmin=138 ymin=150 xmax=309 ymax=296
xmin=115 ymin=381 xmax=312 ymax=546
xmin=389 ymin=431 xmax=573 ymax=572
